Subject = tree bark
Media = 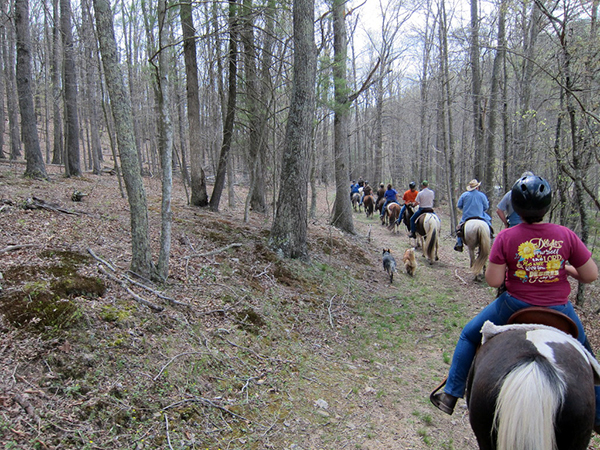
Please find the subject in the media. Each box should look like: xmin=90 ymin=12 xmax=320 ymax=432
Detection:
xmin=155 ymin=0 xmax=173 ymax=279
xmin=470 ymin=0 xmax=484 ymax=186
xmin=269 ymin=0 xmax=316 ymax=259
xmin=180 ymin=0 xmax=208 ymax=206
xmin=3 ymin=16 xmax=23 ymax=160
xmin=93 ymin=0 xmax=156 ymax=278
xmin=15 ymin=0 xmax=47 ymax=179
xmin=330 ymin=0 xmax=354 ymax=234
xmin=209 ymin=0 xmax=238 ymax=212
xmin=60 ymin=0 xmax=81 ymax=176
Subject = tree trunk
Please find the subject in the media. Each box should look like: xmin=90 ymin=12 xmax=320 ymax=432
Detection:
xmin=209 ymin=0 xmax=238 ymax=212
xmin=3 ymin=19 xmax=23 ymax=160
xmin=81 ymin=0 xmax=102 ymax=174
xmin=93 ymin=0 xmax=156 ymax=279
xmin=330 ymin=0 xmax=354 ymax=234
xmin=180 ymin=0 xmax=208 ymax=206
xmin=269 ymin=0 xmax=316 ymax=259
xmin=470 ymin=0 xmax=484 ymax=185
xmin=51 ymin=0 xmax=63 ymax=165
xmin=60 ymin=0 xmax=81 ymax=176
xmin=155 ymin=0 xmax=173 ymax=279
xmin=15 ymin=0 xmax=47 ymax=178
xmin=484 ymin=0 xmax=507 ymax=195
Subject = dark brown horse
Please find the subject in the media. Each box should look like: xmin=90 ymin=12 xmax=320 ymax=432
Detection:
xmin=467 ymin=321 xmax=600 ymax=450
xmin=363 ymin=195 xmax=374 ymax=218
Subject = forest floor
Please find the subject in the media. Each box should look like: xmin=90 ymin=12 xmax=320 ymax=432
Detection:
xmin=1 ymin=160 xmax=600 ymax=449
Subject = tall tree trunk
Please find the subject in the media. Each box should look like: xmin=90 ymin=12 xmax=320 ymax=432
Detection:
xmin=15 ymin=0 xmax=47 ymax=178
xmin=93 ymin=0 xmax=156 ymax=279
xmin=438 ymin=0 xmax=456 ymax=233
xmin=484 ymin=0 xmax=507 ymax=195
xmin=180 ymin=0 xmax=208 ymax=206
xmin=0 ymin=17 xmax=5 ymax=159
xmin=241 ymin=0 xmax=268 ymax=214
xmin=60 ymin=0 xmax=81 ymax=176
xmin=3 ymin=18 xmax=22 ymax=160
xmin=209 ymin=0 xmax=238 ymax=212
xmin=155 ymin=0 xmax=173 ymax=279
xmin=470 ymin=0 xmax=484 ymax=185
xmin=82 ymin=0 xmax=102 ymax=174
xmin=51 ymin=0 xmax=63 ymax=165
xmin=330 ymin=0 xmax=354 ymax=234
xmin=270 ymin=0 xmax=316 ymax=258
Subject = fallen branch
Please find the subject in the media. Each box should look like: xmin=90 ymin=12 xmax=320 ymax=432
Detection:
xmin=162 ymin=396 xmax=251 ymax=423
xmin=185 ymin=243 xmax=243 ymax=259
xmin=24 ymin=197 xmax=82 ymax=215
xmin=0 ymin=244 xmax=36 ymax=255
xmin=98 ymin=266 xmax=164 ymax=312
xmin=87 ymin=248 xmax=117 ymax=272
xmin=454 ymin=269 xmax=468 ymax=285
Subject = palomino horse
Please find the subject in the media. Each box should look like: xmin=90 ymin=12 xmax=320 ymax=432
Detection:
xmin=351 ymin=193 xmax=361 ymax=212
xmin=363 ymin=195 xmax=374 ymax=218
xmin=414 ymin=213 xmax=440 ymax=264
xmin=381 ymin=203 xmax=400 ymax=232
xmin=463 ymin=219 xmax=492 ymax=281
xmin=467 ymin=320 xmax=600 ymax=450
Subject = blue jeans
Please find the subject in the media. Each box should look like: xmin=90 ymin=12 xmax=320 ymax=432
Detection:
xmin=380 ymin=200 xmax=397 ymax=217
xmin=396 ymin=205 xmax=407 ymax=224
xmin=410 ymin=209 xmax=426 ymax=232
xmin=444 ymin=291 xmax=600 ymax=424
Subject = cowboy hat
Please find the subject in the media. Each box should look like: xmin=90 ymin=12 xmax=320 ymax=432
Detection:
xmin=466 ymin=179 xmax=481 ymax=191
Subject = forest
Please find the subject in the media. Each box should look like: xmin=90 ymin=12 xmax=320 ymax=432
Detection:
xmin=0 ymin=0 xmax=599 ymax=264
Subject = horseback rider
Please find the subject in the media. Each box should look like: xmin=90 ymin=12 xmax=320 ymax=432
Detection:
xmin=379 ymin=184 xmax=399 ymax=219
xmin=408 ymin=181 xmax=434 ymax=238
xmin=350 ymin=180 xmax=359 ymax=200
xmin=496 ymin=171 xmax=534 ymax=228
xmin=430 ymin=175 xmax=600 ymax=433
xmin=454 ymin=179 xmax=493 ymax=252
xmin=396 ymin=181 xmax=418 ymax=226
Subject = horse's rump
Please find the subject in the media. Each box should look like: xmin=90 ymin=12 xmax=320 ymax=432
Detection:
xmin=463 ymin=219 xmax=491 ymax=277
xmin=467 ymin=325 xmax=596 ymax=450
xmin=415 ymin=213 xmax=440 ymax=263
xmin=363 ymin=195 xmax=374 ymax=217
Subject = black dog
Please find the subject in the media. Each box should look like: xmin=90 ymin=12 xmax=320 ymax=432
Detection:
xmin=382 ymin=248 xmax=397 ymax=284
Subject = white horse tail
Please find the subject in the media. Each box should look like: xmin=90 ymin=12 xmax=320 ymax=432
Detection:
xmin=495 ymin=359 xmax=566 ymax=450
xmin=424 ymin=214 xmax=440 ymax=263
xmin=470 ymin=223 xmax=491 ymax=276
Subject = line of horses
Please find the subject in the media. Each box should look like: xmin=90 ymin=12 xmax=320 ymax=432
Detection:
xmin=356 ymin=193 xmax=599 ymax=450
xmin=358 ymin=196 xmax=490 ymax=277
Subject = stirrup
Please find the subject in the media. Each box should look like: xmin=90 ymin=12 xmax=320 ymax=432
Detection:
xmin=430 ymin=378 xmax=456 ymax=415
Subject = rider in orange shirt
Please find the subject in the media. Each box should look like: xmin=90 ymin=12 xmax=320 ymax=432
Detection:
xmin=396 ymin=182 xmax=418 ymax=226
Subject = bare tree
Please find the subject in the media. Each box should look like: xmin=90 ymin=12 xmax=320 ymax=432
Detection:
xmin=330 ymin=0 xmax=354 ymax=234
xmin=93 ymin=0 xmax=156 ymax=278
xmin=209 ymin=0 xmax=238 ymax=212
xmin=270 ymin=0 xmax=316 ymax=258
xmin=15 ymin=0 xmax=47 ymax=178
xmin=180 ymin=0 xmax=208 ymax=207
xmin=2 ymin=6 xmax=22 ymax=160
xmin=60 ymin=0 xmax=81 ymax=176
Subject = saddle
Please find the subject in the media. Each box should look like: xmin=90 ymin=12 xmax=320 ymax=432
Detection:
xmin=507 ymin=306 xmax=579 ymax=338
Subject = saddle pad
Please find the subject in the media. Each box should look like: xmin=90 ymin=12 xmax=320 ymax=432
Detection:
xmin=480 ymin=320 xmax=600 ymax=383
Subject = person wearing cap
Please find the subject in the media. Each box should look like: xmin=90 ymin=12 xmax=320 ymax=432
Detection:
xmin=496 ymin=171 xmax=534 ymax=228
xmin=454 ymin=179 xmax=492 ymax=252
xmin=430 ymin=175 xmax=600 ymax=430
xmin=396 ymin=181 xmax=419 ymax=226
xmin=408 ymin=180 xmax=435 ymax=238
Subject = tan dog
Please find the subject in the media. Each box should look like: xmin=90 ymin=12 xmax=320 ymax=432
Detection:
xmin=403 ymin=248 xmax=417 ymax=277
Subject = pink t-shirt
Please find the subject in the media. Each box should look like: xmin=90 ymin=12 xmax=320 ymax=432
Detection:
xmin=489 ymin=223 xmax=591 ymax=306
